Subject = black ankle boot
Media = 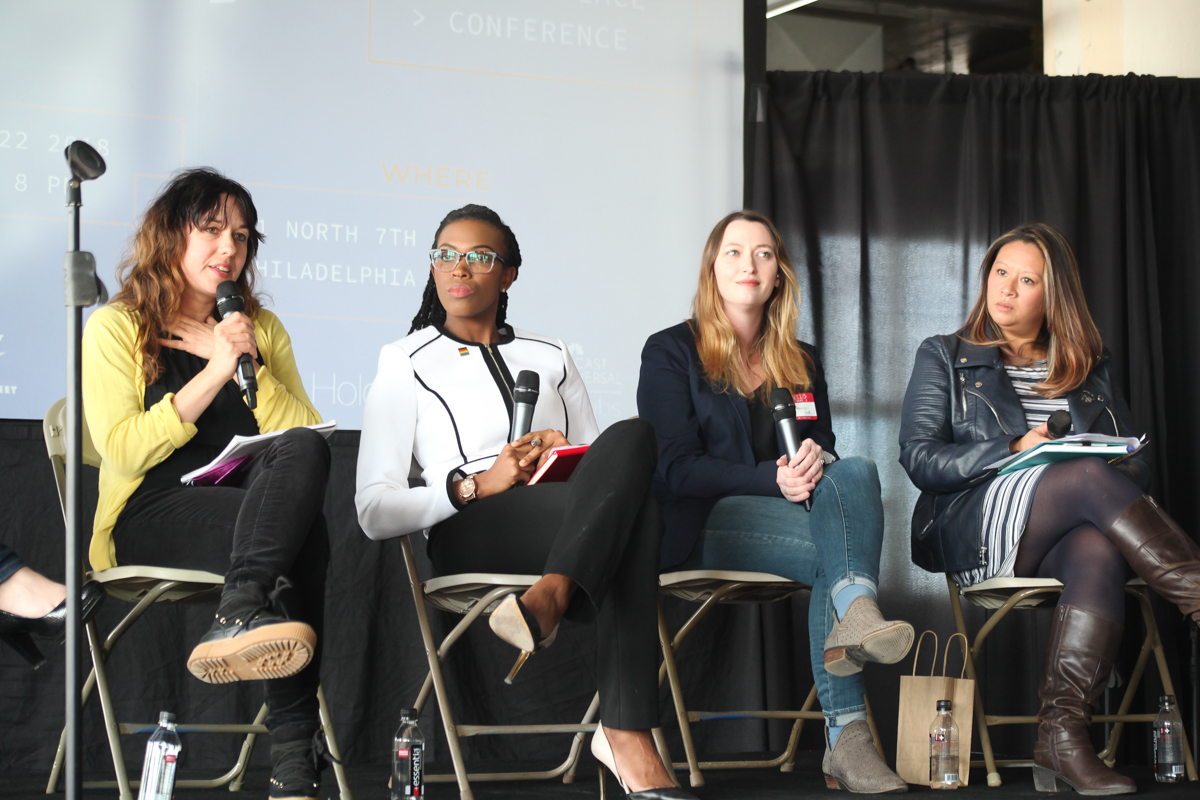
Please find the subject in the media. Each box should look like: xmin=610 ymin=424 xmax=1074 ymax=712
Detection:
xmin=186 ymin=579 xmax=316 ymax=684
xmin=270 ymin=724 xmax=338 ymax=800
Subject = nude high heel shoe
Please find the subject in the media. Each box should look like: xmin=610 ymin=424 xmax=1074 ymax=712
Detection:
xmin=487 ymin=593 xmax=558 ymax=684
xmin=590 ymin=723 xmax=697 ymax=799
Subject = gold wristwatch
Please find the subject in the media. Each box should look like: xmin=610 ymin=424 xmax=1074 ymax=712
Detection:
xmin=457 ymin=475 xmax=477 ymax=504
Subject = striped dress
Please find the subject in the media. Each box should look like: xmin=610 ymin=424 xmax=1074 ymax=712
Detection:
xmin=951 ymin=361 xmax=1070 ymax=586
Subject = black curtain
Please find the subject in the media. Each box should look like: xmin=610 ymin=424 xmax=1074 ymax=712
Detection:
xmin=753 ymin=71 xmax=1200 ymax=763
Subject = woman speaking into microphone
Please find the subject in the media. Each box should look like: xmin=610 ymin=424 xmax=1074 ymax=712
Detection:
xmin=355 ymin=204 xmax=694 ymax=798
xmin=899 ymin=222 xmax=1200 ymax=795
xmin=637 ymin=210 xmax=913 ymax=794
xmin=83 ymin=168 xmax=333 ymax=800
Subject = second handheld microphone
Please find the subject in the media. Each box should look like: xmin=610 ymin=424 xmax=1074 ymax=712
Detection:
xmin=770 ymin=387 xmax=812 ymax=512
xmin=215 ymin=281 xmax=258 ymax=410
xmin=510 ymin=370 xmax=540 ymax=442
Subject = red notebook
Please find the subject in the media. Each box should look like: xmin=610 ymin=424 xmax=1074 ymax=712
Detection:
xmin=527 ymin=444 xmax=590 ymax=485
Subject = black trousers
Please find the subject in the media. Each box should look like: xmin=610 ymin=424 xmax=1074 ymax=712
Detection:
xmin=428 ymin=418 xmax=663 ymax=731
xmin=112 ymin=427 xmax=331 ymax=731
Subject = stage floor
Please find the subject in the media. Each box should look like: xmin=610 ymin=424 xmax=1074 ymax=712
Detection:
xmin=6 ymin=753 xmax=1197 ymax=799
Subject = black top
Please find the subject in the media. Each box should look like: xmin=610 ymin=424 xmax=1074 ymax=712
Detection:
xmin=127 ymin=346 xmax=259 ymax=500
xmin=637 ymin=321 xmax=838 ymax=568
xmin=746 ymin=394 xmax=779 ymax=464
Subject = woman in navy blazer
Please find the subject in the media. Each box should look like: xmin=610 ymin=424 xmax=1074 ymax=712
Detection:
xmin=639 ymin=211 xmax=912 ymax=794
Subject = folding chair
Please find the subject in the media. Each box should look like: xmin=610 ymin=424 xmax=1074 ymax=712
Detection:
xmin=658 ymin=570 xmax=886 ymax=789
xmin=946 ymin=574 xmax=1198 ymax=787
xmin=399 ymin=533 xmax=631 ymax=800
xmin=43 ymin=398 xmax=352 ymax=799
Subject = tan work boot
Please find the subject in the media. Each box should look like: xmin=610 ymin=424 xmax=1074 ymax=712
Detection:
xmin=822 ymin=720 xmax=908 ymax=793
xmin=824 ymin=596 xmax=914 ymax=677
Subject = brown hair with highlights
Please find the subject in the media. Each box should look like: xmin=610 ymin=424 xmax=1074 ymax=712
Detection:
xmin=111 ymin=168 xmax=265 ymax=384
xmin=959 ymin=222 xmax=1102 ymax=398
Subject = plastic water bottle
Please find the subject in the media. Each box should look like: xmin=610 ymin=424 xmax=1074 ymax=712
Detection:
xmin=1153 ymin=695 xmax=1185 ymax=783
xmin=929 ymin=699 xmax=960 ymax=789
xmin=136 ymin=711 xmax=181 ymax=800
xmin=392 ymin=708 xmax=425 ymax=799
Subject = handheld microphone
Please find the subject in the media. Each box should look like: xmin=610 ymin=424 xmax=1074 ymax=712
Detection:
xmin=770 ymin=387 xmax=811 ymax=511
xmin=214 ymin=281 xmax=258 ymax=410
xmin=1046 ymin=409 xmax=1072 ymax=440
xmin=510 ymin=370 xmax=540 ymax=442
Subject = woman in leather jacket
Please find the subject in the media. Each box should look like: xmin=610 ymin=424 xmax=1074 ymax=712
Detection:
xmin=899 ymin=222 xmax=1200 ymax=795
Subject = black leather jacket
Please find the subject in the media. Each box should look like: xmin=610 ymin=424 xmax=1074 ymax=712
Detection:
xmin=898 ymin=334 xmax=1150 ymax=574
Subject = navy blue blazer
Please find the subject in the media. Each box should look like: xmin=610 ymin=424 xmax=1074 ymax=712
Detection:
xmin=637 ymin=321 xmax=838 ymax=568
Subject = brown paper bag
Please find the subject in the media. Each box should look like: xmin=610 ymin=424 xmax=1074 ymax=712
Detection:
xmin=895 ymin=631 xmax=975 ymax=787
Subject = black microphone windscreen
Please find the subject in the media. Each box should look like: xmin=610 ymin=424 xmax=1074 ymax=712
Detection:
xmin=1047 ymin=409 xmax=1072 ymax=439
xmin=514 ymin=370 xmax=540 ymax=401
xmin=769 ymin=387 xmax=795 ymax=423
xmin=215 ymin=280 xmax=244 ymax=320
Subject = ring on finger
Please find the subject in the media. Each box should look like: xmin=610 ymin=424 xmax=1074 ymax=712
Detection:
xmin=530 ymin=437 xmax=543 ymax=449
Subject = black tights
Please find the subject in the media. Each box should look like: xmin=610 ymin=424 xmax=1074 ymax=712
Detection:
xmin=1013 ymin=458 xmax=1142 ymax=623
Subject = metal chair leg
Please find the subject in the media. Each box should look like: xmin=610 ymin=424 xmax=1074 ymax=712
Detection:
xmin=947 ymin=577 xmax=1002 ymax=787
xmin=563 ymin=693 xmax=601 ymax=784
xmin=319 ymin=686 xmax=355 ymax=799
xmin=658 ymin=595 xmax=703 ymax=788
xmin=402 ymin=537 xmax=474 ymax=800
xmin=88 ymin=620 xmax=134 ymax=800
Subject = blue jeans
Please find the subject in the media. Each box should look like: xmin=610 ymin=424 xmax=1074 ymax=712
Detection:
xmin=0 ymin=543 xmax=24 ymax=585
xmin=671 ymin=456 xmax=884 ymax=727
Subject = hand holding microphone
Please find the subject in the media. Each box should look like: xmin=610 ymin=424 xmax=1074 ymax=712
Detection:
xmin=770 ymin=388 xmax=822 ymax=511
xmin=215 ymin=281 xmax=258 ymax=409
xmin=1046 ymin=409 xmax=1072 ymax=439
xmin=1010 ymin=409 xmax=1072 ymax=453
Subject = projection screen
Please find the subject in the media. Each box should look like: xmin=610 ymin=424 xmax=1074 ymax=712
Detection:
xmin=0 ymin=0 xmax=744 ymax=429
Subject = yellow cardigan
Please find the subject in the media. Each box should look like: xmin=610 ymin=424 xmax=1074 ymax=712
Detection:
xmin=81 ymin=303 xmax=322 ymax=570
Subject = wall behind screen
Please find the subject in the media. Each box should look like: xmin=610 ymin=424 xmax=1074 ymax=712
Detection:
xmin=0 ymin=0 xmax=744 ymax=430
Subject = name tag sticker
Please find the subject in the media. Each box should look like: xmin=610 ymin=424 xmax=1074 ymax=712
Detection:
xmin=794 ymin=392 xmax=818 ymax=420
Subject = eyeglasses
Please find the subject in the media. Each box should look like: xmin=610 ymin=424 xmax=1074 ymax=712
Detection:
xmin=429 ymin=248 xmax=506 ymax=274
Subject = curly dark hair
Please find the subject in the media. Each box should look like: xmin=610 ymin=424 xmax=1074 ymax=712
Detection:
xmin=111 ymin=167 xmax=266 ymax=384
xmin=408 ymin=204 xmax=522 ymax=334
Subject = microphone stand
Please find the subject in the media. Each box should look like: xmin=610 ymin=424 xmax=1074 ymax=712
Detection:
xmin=61 ymin=141 xmax=107 ymax=800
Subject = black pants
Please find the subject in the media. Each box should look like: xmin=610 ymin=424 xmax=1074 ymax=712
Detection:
xmin=113 ymin=427 xmax=331 ymax=731
xmin=428 ymin=418 xmax=663 ymax=731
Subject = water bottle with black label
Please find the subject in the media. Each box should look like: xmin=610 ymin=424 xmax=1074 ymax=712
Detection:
xmin=392 ymin=707 xmax=425 ymax=799
xmin=1153 ymin=695 xmax=1185 ymax=783
xmin=929 ymin=699 xmax=960 ymax=789
xmin=136 ymin=711 xmax=181 ymax=800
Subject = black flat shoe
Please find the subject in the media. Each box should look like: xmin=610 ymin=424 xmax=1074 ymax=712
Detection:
xmin=0 ymin=580 xmax=107 ymax=669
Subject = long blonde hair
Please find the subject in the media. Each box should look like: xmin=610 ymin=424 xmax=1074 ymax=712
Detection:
xmin=112 ymin=168 xmax=265 ymax=384
xmin=690 ymin=210 xmax=812 ymax=396
xmin=959 ymin=222 xmax=1102 ymax=398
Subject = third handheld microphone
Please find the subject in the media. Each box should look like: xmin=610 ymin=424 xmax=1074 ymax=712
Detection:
xmin=770 ymin=387 xmax=812 ymax=512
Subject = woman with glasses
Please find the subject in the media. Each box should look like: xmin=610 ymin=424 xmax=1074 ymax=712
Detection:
xmin=356 ymin=204 xmax=693 ymax=798
xmin=638 ymin=210 xmax=912 ymax=794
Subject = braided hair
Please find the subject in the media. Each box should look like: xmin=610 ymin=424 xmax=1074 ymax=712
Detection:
xmin=408 ymin=204 xmax=522 ymax=334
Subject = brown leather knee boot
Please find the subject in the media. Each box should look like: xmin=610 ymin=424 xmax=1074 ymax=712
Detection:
xmin=1032 ymin=604 xmax=1136 ymax=795
xmin=1106 ymin=495 xmax=1200 ymax=623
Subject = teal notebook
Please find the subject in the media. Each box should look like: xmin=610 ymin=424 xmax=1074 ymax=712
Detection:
xmin=987 ymin=433 xmax=1146 ymax=476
